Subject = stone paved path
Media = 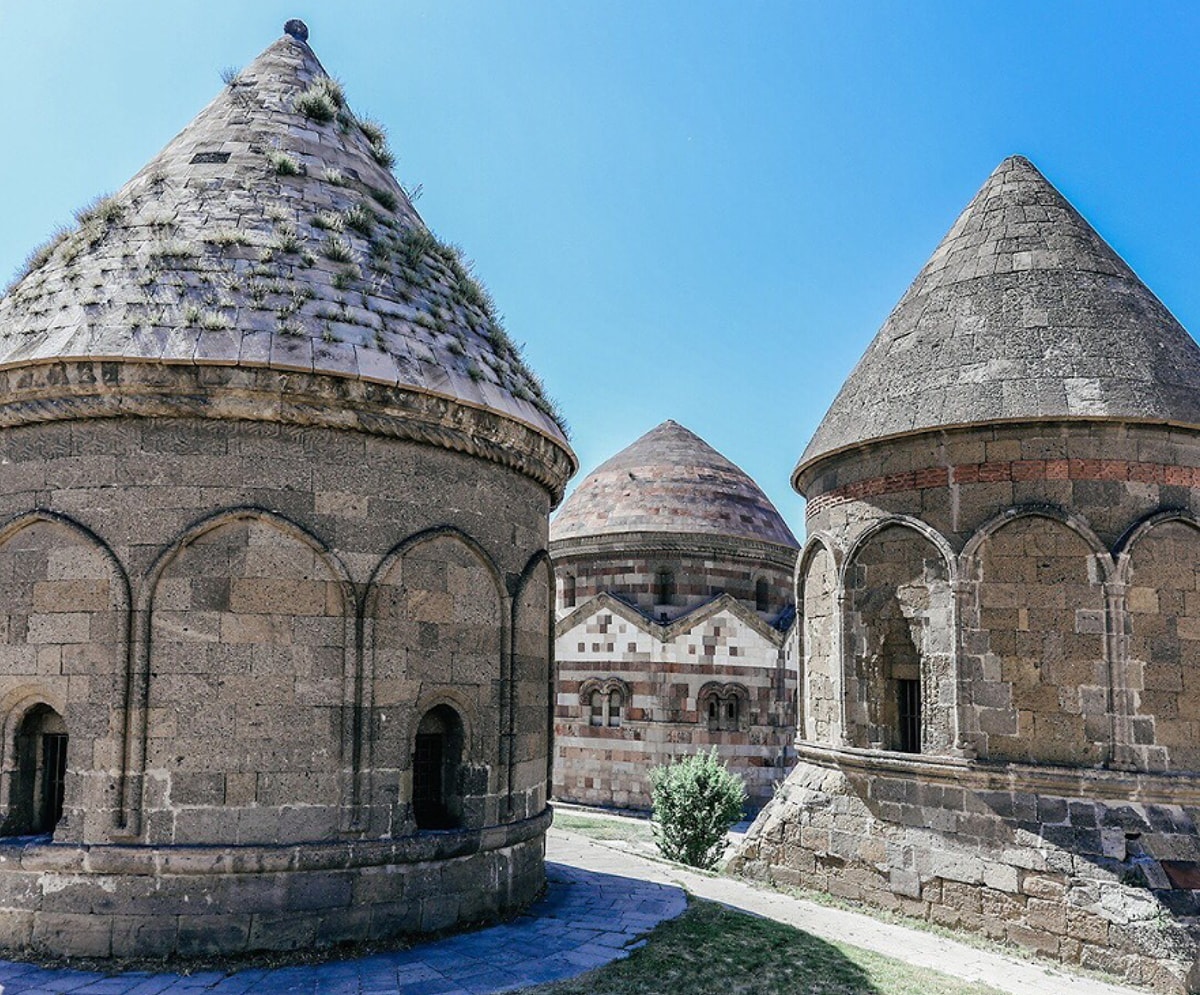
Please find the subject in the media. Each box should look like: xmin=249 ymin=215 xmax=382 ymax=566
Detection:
xmin=0 ymin=827 xmax=1147 ymax=995
xmin=0 ymin=854 xmax=685 ymax=995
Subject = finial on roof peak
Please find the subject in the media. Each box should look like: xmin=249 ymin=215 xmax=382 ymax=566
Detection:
xmin=284 ymin=19 xmax=309 ymax=42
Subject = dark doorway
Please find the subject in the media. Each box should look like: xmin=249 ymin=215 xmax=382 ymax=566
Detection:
xmin=4 ymin=705 xmax=68 ymax=836
xmin=412 ymin=705 xmax=465 ymax=830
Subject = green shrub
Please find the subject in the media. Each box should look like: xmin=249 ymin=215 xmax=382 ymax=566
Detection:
xmin=649 ymin=748 xmax=746 ymax=869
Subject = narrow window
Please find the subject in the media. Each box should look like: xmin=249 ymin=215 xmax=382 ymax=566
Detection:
xmin=3 ymin=706 xmax=68 ymax=837
xmin=655 ymin=569 xmax=674 ymax=606
xmin=590 ymin=690 xmax=604 ymax=726
xmin=412 ymin=705 xmax=465 ymax=830
xmin=897 ymin=679 xmax=921 ymax=754
xmin=564 ymin=574 xmax=576 ymax=608
xmin=42 ymin=733 xmax=68 ymax=830
xmin=755 ymin=577 xmax=770 ymax=613
xmin=608 ymin=690 xmax=622 ymax=727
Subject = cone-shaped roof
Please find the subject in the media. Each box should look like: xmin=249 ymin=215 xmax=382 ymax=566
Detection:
xmin=795 ymin=156 xmax=1200 ymax=486
xmin=552 ymin=420 xmax=798 ymax=547
xmin=0 ymin=23 xmax=568 ymax=450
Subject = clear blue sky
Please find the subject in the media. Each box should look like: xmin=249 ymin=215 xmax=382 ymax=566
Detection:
xmin=1 ymin=2 xmax=1197 ymax=534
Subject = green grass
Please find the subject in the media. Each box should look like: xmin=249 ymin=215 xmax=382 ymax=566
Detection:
xmin=516 ymin=900 xmax=1007 ymax=995
xmin=554 ymin=813 xmax=655 ymax=846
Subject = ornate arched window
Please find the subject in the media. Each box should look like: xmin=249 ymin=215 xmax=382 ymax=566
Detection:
xmin=580 ymin=678 xmax=631 ymax=729
xmin=698 ymin=682 xmax=748 ymax=733
xmin=412 ymin=704 xmax=465 ymax=830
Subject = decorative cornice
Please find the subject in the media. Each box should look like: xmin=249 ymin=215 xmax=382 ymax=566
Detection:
xmin=0 ymin=359 xmax=577 ymax=502
xmin=550 ymin=530 xmax=798 ymax=568
xmin=556 ymin=590 xmax=791 ymax=647
xmin=796 ymin=419 xmax=1200 ymax=497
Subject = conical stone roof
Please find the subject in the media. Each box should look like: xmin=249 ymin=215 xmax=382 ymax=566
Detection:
xmin=552 ymin=420 xmax=798 ymax=548
xmin=796 ymin=155 xmax=1200 ymax=486
xmin=0 ymin=22 xmax=573 ymax=493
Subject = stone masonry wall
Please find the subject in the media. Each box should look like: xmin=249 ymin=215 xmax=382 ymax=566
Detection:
xmin=553 ymin=598 xmax=795 ymax=810
xmin=732 ymin=760 xmax=1198 ymax=992
xmin=557 ymin=549 xmax=794 ymax=622
xmin=753 ymin=421 xmax=1200 ymax=990
xmin=0 ymin=414 xmax=555 ymax=957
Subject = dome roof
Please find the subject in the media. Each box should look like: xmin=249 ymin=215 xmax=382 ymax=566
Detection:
xmin=0 ymin=24 xmax=568 ymax=449
xmin=796 ymin=155 xmax=1200 ymax=485
xmin=552 ymin=420 xmax=797 ymax=548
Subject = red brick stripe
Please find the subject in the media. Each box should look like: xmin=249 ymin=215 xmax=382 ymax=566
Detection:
xmin=807 ymin=459 xmax=1199 ymax=517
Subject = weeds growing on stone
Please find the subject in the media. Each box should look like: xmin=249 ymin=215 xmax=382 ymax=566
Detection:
xmin=323 ymin=235 xmax=354 ymax=264
xmin=295 ymin=77 xmax=345 ymax=123
xmin=268 ymin=150 xmax=304 ymax=176
xmin=369 ymin=187 xmax=398 ymax=211
xmin=345 ymin=204 xmax=374 ymax=237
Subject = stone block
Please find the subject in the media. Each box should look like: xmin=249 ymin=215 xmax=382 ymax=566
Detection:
xmin=1006 ymin=923 xmax=1059 ymax=958
xmin=32 ymin=911 xmax=113 ymax=957
xmin=110 ymin=914 xmax=178 ymax=958
xmin=247 ymin=911 xmax=317 ymax=950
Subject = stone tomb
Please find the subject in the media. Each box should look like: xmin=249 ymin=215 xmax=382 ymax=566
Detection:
xmin=0 ymin=21 xmax=575 ymax=957
xmin=732 ymin=157 xmax=1200 ymax=992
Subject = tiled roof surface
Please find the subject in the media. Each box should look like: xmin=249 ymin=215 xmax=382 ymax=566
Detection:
xmin=552 ymin=420 xmax=797 ymax=547
xmin=797 ymin=156 xmax=1200 ymax=478
xmin=0 ymin=26 xmax=566 ymax=444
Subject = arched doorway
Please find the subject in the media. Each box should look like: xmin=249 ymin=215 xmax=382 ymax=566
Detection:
xmin=412 ymin=705 xmax=465 ymax=830
xmin=5 ymin=705 xmax=68 ymax=836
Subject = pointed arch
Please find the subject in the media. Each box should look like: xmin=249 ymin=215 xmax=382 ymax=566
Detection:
xmin=796 ymin=533 xmax=841 ymax=744
xmin=512 ymin=549 xmax=554 ymax=820
xmin=960 ymin=504 xmax=1114 ymax=583
xmin=959 ymin=505 xmax=1110 ymax=765
xmin=843 ymin=515 xmax=957 ymax=589
xmin=1114 ymin=510 xmax=1200 ymax=771
xmin=132 ymin=507 xmax=354 ymax=843
xmin=841 ymin=518 xmax=956 ymax=754
xmin=0 ymin=510 xmax=130 ymax=839
xmin=1114 ymin=509 xmax=1200 ymax=585
xmin=362 ymin=525 xmax=506 ymax=834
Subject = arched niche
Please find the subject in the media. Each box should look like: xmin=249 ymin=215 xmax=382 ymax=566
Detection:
xmin=365 ymin=529 xmax=503 ymax=829
xmin=842 ymin=522 xmax=954 ymax=754
xmin=145 ymin=512 xmax=351 ymax=845
xmin=1122 ymin=516 xmax=1200 ymax=771
xmin=0 ymin=513 xmax=128 ymax=843
xmin=965 ymin=513 xmax=1108 ymax=766
xmin=511 ymin=553 xmax=553 ymax=821
xmin=798 ymin=539 xmax=838 ymax=744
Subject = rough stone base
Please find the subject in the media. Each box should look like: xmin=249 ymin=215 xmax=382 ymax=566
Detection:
xmin=0 ymin=810 xmax=548 ymax=959
xmin=728 ymin=758 xmax=1200 ymax=993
